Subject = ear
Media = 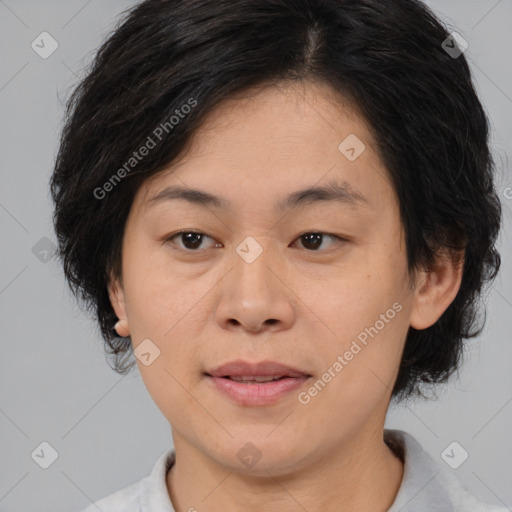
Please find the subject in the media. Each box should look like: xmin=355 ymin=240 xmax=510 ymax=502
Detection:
xmin=107 ymin=272 xmax=130 ymax=337
xmin=409 ymin=249 xmax=464 ymax=330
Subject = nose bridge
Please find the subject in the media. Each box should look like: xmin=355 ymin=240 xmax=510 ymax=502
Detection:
xmin=215 ymin=234 xmax=295 ymax=332
xmin=232 ymin=234 xmax=279 ymax=298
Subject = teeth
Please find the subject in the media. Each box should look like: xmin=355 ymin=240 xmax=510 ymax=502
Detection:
xmin=229 ymin=375 xmax=283 ymax=383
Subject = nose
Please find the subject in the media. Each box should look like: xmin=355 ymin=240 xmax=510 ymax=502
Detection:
xmin=215 ymin=239 xmax=296 ymax=334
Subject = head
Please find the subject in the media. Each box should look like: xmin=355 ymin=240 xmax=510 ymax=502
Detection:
xmin=51 ymin=0 xmax=501 ymax=472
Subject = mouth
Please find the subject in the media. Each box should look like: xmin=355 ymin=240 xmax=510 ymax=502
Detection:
xmin=204 ymin=359 xmax=311 ymax=380
xmin=212 ymin=375 xmax=293 ymax=383
xmin=203 ymin=360 xmax=312 ymax=406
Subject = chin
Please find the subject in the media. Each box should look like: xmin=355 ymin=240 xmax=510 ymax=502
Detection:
xmin=205 ymin=438 xmax=310 ymax=476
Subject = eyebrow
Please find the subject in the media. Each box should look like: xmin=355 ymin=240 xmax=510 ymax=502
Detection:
xmin=147 ymin=179 xmax=370 ymax=211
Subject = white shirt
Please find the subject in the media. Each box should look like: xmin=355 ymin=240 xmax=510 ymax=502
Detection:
xmin=79 ymin=429 xmax=508 ymax=511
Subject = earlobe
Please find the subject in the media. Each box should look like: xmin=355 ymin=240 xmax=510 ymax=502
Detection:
xmin=113 ymin=319 xmax=130 ymax=337
xmin=107 ymin=275 xmax=130 ymax=337
xmin=409 ymin=250 xmax=464 ymax=330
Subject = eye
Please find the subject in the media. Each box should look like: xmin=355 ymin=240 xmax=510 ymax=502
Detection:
xmin=290 ymin=232 xmax=344 ymax=252
xmin=165 ymin=230 xmax=345 ymax=253
xmin=166 ymin=231 xmax=220 ymax=251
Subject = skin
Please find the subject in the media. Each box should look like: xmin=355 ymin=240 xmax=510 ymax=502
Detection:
xmin=108 ymin=80 xmax=463 ymax=512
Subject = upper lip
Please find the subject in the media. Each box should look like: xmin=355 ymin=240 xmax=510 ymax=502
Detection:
xmin=205 ymin=360 xmax=311 ymax=378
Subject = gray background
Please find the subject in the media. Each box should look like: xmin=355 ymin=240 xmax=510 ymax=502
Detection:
xmin=0 ymin=1 xmax=511 ymax=511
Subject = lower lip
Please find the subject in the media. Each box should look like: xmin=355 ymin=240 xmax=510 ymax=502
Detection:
xmin=206 ymin=375 xmax=310 ymax=406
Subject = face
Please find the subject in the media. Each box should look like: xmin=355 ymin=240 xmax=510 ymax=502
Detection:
xmin=108 ymin=81 xmax=457 ymax=476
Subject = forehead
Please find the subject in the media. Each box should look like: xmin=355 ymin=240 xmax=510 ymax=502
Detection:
xmin=138 ymin=81 xmax=394 ymax=215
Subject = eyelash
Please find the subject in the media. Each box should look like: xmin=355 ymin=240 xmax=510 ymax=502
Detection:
xmin=164 ymin=230 xmax=346 ymax=253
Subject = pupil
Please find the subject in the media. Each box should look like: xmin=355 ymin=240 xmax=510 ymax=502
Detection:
xmin=302 ymin=233 xmax=322 ymax=250
xmin=183 ymin=232 xmax=202 ymax=249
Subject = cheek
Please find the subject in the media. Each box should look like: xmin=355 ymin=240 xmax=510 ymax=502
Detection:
xmin=309 ymin=262 xmax=410 ymax=390
xmin=298 ymin=300 xmax=408 ymax=429
xmin=122 ymin=251 xmax=200 ymax=338
xmin=313 ymin=269 xmax=402 ymax=341
xmin=136 ymin=359 xmax=194 ymax=427
xmin=123 ymin=257 xmax=214 ymax=377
